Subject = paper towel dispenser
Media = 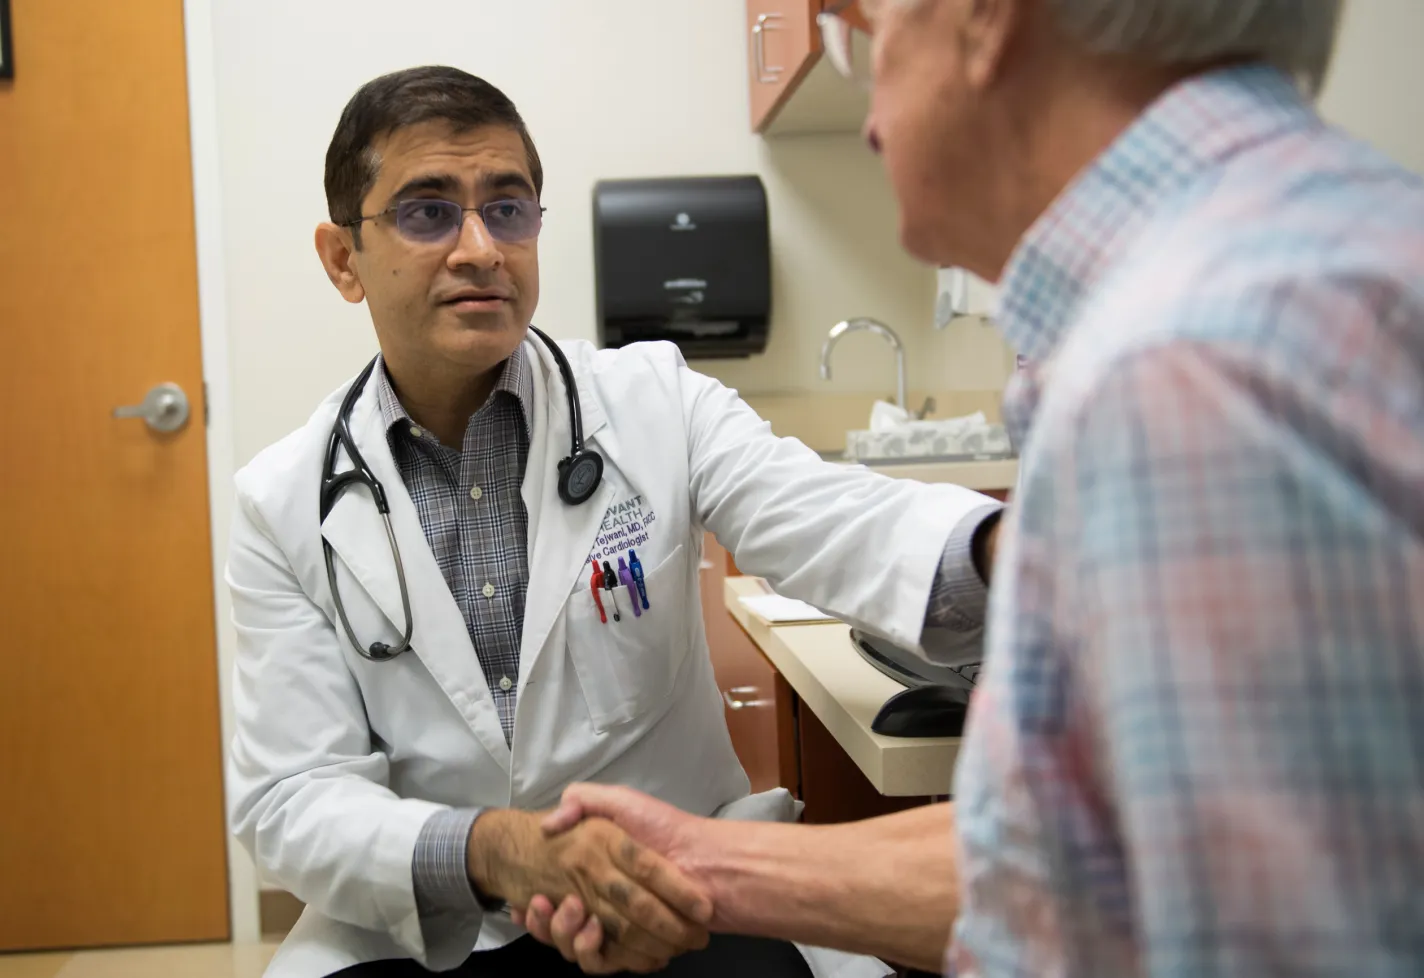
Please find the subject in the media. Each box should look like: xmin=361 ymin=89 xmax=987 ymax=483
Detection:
xmin=593 ymin=175 xmax=771 ymax=359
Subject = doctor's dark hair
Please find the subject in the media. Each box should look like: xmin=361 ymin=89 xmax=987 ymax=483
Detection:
xmin=323 ymin=66 xmax=544 ymax=242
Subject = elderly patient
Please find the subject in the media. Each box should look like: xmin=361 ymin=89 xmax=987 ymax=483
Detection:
xmin=521 ymin=1 xmax=1424 ymax=976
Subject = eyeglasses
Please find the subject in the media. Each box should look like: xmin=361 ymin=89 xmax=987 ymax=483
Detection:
xmin=344 ymin=198 xmax=546 ymax=244
xmin=817 ymin=0 xmax=872 ymax=90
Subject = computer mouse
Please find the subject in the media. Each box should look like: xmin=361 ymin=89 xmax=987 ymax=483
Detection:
xmin=871 ymin=683 xmax=970 ymax=738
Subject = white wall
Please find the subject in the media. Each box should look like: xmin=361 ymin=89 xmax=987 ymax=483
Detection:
xmin=206 ymin=0 xmax=1424 ymax=512
xmin=211 ymin=0 xmax=1007 ymax=470
xmin=1318 ymin=0 xmax=1424 ymax=175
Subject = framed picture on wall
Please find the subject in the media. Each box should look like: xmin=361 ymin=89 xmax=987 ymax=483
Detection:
xmin=0 ymin=0 xmax=12 ymax=80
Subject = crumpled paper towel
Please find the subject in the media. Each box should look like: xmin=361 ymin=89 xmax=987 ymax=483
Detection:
xmin=869 ymin=399 xmax=912 ymax=431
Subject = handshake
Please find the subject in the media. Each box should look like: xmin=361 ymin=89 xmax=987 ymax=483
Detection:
xmin=469 ymin=785 xmax=722 ymax=975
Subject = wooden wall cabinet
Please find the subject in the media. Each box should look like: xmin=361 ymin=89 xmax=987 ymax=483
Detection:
xmin=745 ymin=1 xmax=872 ymax=135
xmin=746 ymin=0 xmax=820 ymax=134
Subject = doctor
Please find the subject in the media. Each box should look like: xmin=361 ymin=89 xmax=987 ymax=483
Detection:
xmin=227 ymin=66 xmax=1002 ymax=978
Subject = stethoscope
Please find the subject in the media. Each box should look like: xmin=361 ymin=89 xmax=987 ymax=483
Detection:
xmin=319 ymin=325 xmax=605 ymax=661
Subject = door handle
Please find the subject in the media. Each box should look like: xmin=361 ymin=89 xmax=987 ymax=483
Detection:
xmin=752 ymin=13 xmax=784 ymax=84
xmin=723 ymin=686 xmax=771 ymax=711
xmin=113 ymin=382 xmax=191 ymax=433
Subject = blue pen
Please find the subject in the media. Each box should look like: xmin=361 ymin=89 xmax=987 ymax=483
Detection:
xmin=628 ymin=549 xmax=650 ymax=610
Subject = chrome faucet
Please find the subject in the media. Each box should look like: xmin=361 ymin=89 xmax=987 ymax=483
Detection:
xmin=819 ymin=318 xmax=908 ymax=412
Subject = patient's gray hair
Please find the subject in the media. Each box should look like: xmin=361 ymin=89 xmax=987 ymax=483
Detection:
xmin=895 ymin=0 xmax=1343 ymax=95
xmin=1048 ymin=0 xmax=1342 ymax=95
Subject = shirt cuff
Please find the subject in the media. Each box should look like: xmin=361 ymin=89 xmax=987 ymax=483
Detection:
xmin=923 ymin=503 xmax=1003 ymax=635
xmin=412 ymin=807 xmax=487 ymax=921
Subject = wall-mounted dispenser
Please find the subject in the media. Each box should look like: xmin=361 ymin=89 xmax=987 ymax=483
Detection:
xmin=935 ymin=267 xmax=999 ymax=327
xmin=593 ymin=175 xmax=771 ymax=358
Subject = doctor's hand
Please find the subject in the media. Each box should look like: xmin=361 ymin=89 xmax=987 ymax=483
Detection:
xmin=512 ymin=785 xmax=721 ymax=972
xmin=467 ymin=808 xmax=712 ymax=974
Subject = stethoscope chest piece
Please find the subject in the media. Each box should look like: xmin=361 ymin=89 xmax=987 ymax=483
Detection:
xmin=558 ymin=449 xmax=604 ymax=505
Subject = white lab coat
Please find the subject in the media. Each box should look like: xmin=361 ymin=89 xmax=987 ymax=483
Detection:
xmin=227 ymin=338 xmax=989 ymax=977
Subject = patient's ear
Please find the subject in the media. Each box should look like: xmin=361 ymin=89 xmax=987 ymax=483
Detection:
xmin=962 ymin=0 xmax=1021 ymax=91
xmin=315 ymin=223 xmax=366 ymax=304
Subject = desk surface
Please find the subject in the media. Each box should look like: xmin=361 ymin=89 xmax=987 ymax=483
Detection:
xmin=724 ymin=576 xmax=959 ymax=797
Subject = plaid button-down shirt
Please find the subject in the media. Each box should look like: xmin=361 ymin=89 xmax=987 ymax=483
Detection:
xmin=950 ymin=65 xmax=1424 ymax=977
xmin=375 ymin=346 xmax=533 ymax=744
xmin=383 ymin=340 xmax=1001 ymax=931
xmin=375 ymin=346 xmax=538 ymax=923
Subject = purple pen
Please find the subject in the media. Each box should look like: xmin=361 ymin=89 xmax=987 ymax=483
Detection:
xmin=617 ymin=557 xmax=642 ymax=618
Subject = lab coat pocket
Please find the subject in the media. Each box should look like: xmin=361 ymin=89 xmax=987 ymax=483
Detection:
xmin=566 ymin=544 xmax=689 ymax=732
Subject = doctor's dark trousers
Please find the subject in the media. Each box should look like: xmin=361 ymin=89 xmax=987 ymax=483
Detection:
xmin=330 ymin=933 xmax=815 ymax=977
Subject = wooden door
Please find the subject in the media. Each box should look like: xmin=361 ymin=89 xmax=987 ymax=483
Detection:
xmin=0 ymin=0 xmax=230 ymax=952
xmin=699 ymin=534 xmax=787 ymax=793
xmin=746 ymin=0 xmax=820 ymax=133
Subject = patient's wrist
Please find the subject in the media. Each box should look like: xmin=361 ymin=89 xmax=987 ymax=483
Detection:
xmin=692 ymin=819 xmax=807 ymax=937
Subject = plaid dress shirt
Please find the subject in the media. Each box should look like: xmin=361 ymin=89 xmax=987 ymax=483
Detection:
xmin=375 ymin=347 xmax=533 ymax=743
xmin=376 ymin=346 xmax=534 ymax=921
xmin=950 ymin=65 xmax=1424 ymax=977
xmin=381 ymin=341 xmax=1000 ymax=931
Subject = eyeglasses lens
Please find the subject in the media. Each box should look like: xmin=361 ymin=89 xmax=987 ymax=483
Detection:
xmin=393 ymin=198 xmax=543 ymax=244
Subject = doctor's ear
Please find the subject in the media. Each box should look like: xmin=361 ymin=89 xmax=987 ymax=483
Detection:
xmin=315 ymin=222 xmax=367 ymax=304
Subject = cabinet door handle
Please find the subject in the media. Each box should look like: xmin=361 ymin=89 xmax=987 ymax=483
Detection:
xmin=724 ymin=686 xmax=772 ymax=710
xmin=752 ymin=13 xmax=784 ymax=84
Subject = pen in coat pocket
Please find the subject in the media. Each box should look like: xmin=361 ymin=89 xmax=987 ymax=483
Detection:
xmin=588 ymin=559 xmax=607 ymax=624
xmin=628 ymin=549 xmax=650 ymax=610
xmin=617 ymin=557 xmax=642 ymax=618
xmin=601 ymin=560 xmax=623 ymax=622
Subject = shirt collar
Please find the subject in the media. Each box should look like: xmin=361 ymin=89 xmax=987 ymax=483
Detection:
xmin=995 ymin=64 xmax=1318 ymax=362
xmin=374 ymin=339 xmax=535 ymax=441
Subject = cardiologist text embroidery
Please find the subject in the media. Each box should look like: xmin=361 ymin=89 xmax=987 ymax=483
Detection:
xmin=588 ymin=494 xmax=658 ymax=562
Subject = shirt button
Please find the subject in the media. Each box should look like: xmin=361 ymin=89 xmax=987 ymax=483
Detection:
xmin=470 ymin=485 xmax=483 ymax=501
xmin=499 ymin=676 xmax=513 ymax=692
xmin=409 ymin=426 xmax=422 ymax=439
xmin=482 ymin=582 xmax=496 ymax=598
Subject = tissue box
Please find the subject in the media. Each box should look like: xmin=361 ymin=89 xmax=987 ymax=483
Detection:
xmin=846 ymin=412 xmax=1013 ymax=461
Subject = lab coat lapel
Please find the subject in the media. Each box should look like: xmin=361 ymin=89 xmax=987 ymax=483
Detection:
xmin=519 ymin=339 xmax=614 ymax=682
xmin=320 ymin=375 xmax=512 ymax=772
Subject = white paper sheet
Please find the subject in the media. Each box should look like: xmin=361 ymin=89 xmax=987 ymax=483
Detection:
xmin=738 ymin=593 xmax=837 ymax=624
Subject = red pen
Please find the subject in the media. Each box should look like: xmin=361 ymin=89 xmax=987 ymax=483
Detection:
xmin=589 ymin=559 xmax=608 ymax=624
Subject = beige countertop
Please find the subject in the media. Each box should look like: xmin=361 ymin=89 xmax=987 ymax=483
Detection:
xmin=847 ymin=456 xmax=1017 ymax=491
xmin=724 ymin=576 xmax=959 ymax=798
